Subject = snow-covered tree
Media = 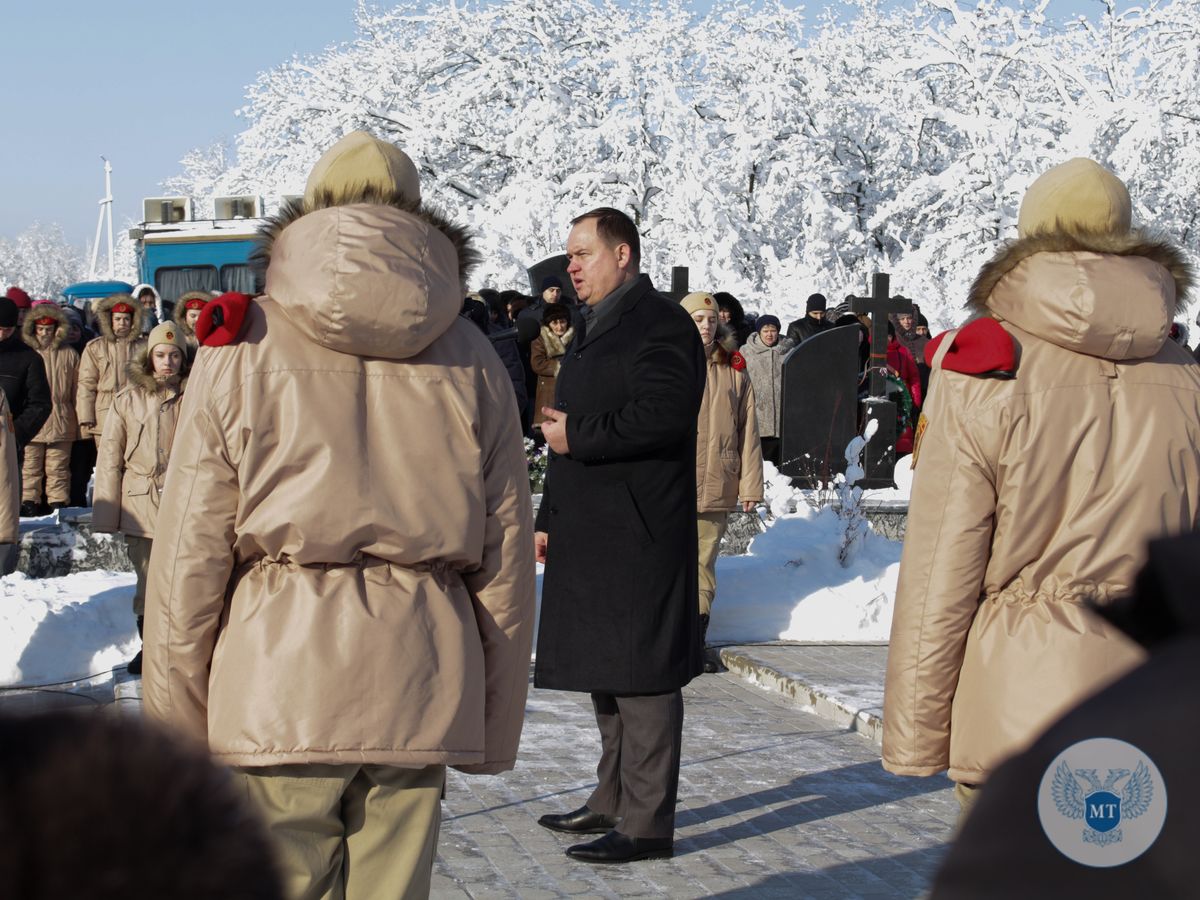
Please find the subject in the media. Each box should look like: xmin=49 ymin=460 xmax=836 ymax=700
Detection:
xmin=161 ymin=0 xmax=1200 ymax=329
xmin=0 ymin=223 xmax=87 ymax=299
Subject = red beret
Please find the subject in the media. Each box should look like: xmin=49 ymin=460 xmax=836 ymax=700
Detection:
xmin=195 ymin=292 xmax=253 ymax=347
xmin=925 ymin=317 xmax=1016 ymax=377
xmin=5 ymin=287 xmax=31 ymax=308
xmin=110 ymin=302 xmax=134 ymax=315
xmin=34 ymin=316 xmax=57 ymax=327
xmin=183 ymin=297 xmax=209 ymax=311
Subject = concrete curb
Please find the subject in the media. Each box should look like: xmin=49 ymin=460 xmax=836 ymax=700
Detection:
xmin=718 ymin=647 xmax=884 ymax=748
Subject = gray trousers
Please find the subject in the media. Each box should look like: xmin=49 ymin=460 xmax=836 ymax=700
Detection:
xmin=586 ymin=690 xmax=684 ymax=840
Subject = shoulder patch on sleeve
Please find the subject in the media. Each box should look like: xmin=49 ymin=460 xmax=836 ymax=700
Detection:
xmin=195 ymin=293 xmax=253 ymax=347
xmin=926 ymin=317 xmax=1016 ymax=378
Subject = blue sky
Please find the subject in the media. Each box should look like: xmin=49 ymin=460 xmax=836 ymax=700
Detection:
xmin=2 ymin=0 xmax=1120 ymax=249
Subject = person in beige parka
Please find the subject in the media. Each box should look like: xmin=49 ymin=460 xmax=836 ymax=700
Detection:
xmin=76 ymin=294 xmax=145 ymax=442
xmin=20 ymin=302 xmax=79 ymax=513
xmin=682 ymin=291 xmax=764 ymax=666
xmin=141 ymin=132 xmax=536 ymax=900
xmin=93 ymin=322 xmax=189 ymax=676
xmin=172 ymin=291 xmax=210 ymax=352
xmin=882 ymin=158 xmax=1200 ymax=812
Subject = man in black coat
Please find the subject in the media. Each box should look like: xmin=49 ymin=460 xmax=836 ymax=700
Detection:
xmin=0 ymin=298 xmax=51 ymax=464
xmin=785 ymin=292 xmax=832 ymax=344
xmin=534 ymin=208 xmax=706 ymax=864
xmin=932 ymin=532 xmax=1199 ymax=898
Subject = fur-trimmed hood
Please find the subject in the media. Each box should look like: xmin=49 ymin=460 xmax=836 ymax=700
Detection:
xmin=172 ymin=291 xmax=212 ymax=339
xmin=968 ymin=228 xmax=1194 ymax=361
xmin=93 ymin=294 xmax=145 ymax=343
xmin=250 ymin=185 xmax=479 ymax=360
xmin=21 ymin=303 xmax=68 ymax=351
xmin=538 ymin=324 xmax=575 ymax=358
xmin=131 ymin=283 xmax=164 ymax=324
xmin=124 ymin=346 xmax=189 ymax=396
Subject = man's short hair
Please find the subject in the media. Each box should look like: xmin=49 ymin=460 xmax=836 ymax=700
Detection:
xmin=0 ymin=712 xmax=283 ymax=900
xmin=571 ymin=207 xmax=641 ymax=267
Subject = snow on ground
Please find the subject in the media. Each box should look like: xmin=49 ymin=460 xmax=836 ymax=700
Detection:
xmin=4 ymin=458 xmax=906 ymax=685
xmin=861 ymin=453 xmax=915 ymax=504
xmin=0 ymin=571 xmax=137 ymax=686
xmin=709 ymin=462 xmax=902 ymax=644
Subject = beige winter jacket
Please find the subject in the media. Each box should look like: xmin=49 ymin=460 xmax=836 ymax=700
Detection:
xmin=142 ymin=192 xmax=536 ymax=775
xmin=883 ymin=230 xmax=1200 ymax=784
xmin=21 ymin=306 xmax=79 ymax=444
xmin=696 ymin=332 xmax=764 ymax=513
xmin=0 ymin=391 xmax=18 ymax=542
xmin=76 ymin=295 xmax=145 ymax=437
xmin=92 ymin=356 xmax=186 ymax=540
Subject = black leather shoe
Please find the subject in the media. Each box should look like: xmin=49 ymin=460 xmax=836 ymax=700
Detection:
xmin=565 ymin=830 xmax=673 ymax=864
xmin=538 ymin=805 xmax=618 ymax=835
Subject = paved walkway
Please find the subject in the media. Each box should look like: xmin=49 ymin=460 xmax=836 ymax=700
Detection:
xmin=3 ymin=644 xmax=956 ymax=898
xmin=434 ymin=658 xmax=954 ymax=899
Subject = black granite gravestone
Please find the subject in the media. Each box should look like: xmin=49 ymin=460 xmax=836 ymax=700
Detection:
xmin=778 ymin=324 xmax=861 ymax=486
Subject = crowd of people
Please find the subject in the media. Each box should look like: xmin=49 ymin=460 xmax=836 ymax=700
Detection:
xmin=0 ymin=285 xmax=216 ymax=668
xmin=1 ymin=140 xmax=1198 ymax=899
xmin=459 ymin=273 xmax=938 ymax=469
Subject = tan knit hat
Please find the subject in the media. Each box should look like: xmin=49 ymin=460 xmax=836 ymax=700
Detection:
xmin=1017 ymin=158 xmax=1132 ymax=238
xmin=681 ymin=291 xmax=717 ymax=315
xmin=146 ymin=321 xmax=187 ymax=353
xmin=304 ymin=130 xmax=421 ymax=207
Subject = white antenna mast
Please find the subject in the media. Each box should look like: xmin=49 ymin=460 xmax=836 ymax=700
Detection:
xmin=88 ymin=157 xmax=115 ymax=280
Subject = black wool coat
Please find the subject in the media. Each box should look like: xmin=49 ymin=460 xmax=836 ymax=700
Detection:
xmin=534 ymin=274 xmax=706 ymax=694
xmin=0 ymin=333 xmax=51 ymax=450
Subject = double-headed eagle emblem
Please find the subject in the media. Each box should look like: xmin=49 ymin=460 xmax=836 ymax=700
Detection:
xmin=1052 ymin=759 xmax=1155 ymax=847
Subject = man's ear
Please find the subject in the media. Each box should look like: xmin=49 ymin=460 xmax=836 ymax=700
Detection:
xmin=615 ymin=243 xmax=632 ymax=270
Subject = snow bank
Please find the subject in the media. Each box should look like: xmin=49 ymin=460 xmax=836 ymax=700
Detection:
xmin=0 ymin=571 xmax=137 ymax=686
xmin=708 ymin=460 xmax=901 ymax=643
xmin=6 ymin=458 xmax=904 ymax=685
xmin=534 ymin=462 xmax=902 ymax=645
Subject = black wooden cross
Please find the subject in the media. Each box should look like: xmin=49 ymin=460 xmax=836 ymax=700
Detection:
xmin=847 ymin=272 xmax=912 ymax=488
xmin=848 ymin=273 xmax=912 ymax=398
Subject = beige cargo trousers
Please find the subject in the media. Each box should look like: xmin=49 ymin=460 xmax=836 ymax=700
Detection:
xmin=236 ymin=763 xmax=445 ymax=900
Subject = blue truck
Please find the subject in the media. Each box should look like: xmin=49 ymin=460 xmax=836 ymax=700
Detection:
xmin=125 ymin=195 xmax=273 ymax=305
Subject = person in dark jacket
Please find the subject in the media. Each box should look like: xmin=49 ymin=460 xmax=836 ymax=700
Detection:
xmin=476 ymin=293 xmax=528 ymax=423
xmin=786 ymin=293 xmax=832 ymax=344
xmin=932 ymin=531 xmax=1200 ymax=899
xmin=714 ymin=291 xmax=754 ymax=346
xmin=519 ymin=277 xmax=586 ymax=337
xmin=534 ymin=207 xmax=706 ymax=865
xmin=60 ymin=306 xmax=97 ymax=507
xmin=0 ymin=298 xmax=52 ymax=463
